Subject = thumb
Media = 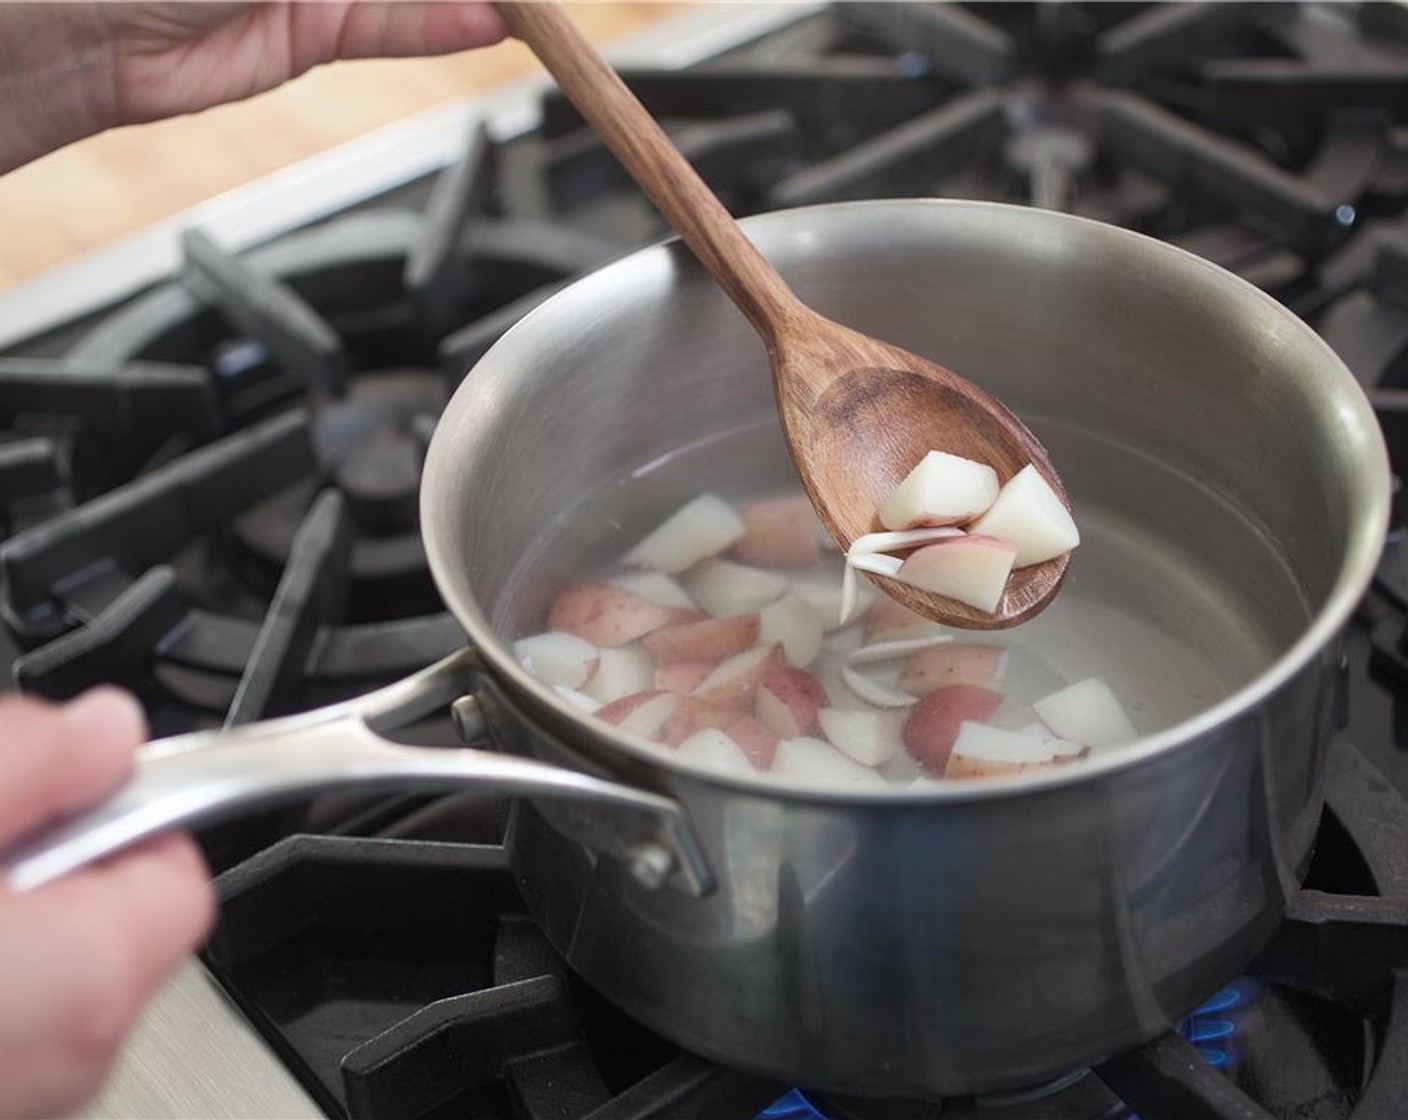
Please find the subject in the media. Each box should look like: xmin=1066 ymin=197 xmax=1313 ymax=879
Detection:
xmin=0 ymin=689 xmax=145 ymax=850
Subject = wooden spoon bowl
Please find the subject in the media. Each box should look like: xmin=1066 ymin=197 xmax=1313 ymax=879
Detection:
xmin=777 ymin=315 xmax=1070 ymax=628
xmin=497 ymin=1 xmax=1072 ymax=629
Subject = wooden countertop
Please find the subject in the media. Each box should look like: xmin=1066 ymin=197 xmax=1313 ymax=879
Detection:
xmin=0 ymin=4 xmax=682 ymax=290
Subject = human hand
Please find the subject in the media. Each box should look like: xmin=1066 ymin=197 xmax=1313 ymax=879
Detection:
xmin=0 ymin=1 xmax=508 ymax=173
xmin=0 ymin=689 xmax=215 ymax=1119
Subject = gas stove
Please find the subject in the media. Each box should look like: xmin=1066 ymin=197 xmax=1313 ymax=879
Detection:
xmin=6 ymin=3 xmax=1408 ymax=1118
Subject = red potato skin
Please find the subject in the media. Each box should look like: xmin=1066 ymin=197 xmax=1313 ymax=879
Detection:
xmin=900 ymin=644 xmax=1007 ymax=695
xmin=595 ymin=689 xmax=670 ymax=725
xmin=642 ymin=613 xmax=760 ymax=664
xmin=944 ymin=755 xmax=1056 ymax=780
xmin=665 ymin=696 xmax=738 ymax=747
xmin=593 ymin=689 xmax=680 ymax=742
xmin=754 ymin=666 xmax=830 ymax=738
xmin=731 ymin=495 xmax=820 ymax=568
xmin=896 ymin=535 xmax=1018 ymax=601
xmin=885 ymin=503 xmax=979 ymax=531
xmin=548 ymin=583 xmax=688 ymax=647
xmin=655 ymin=661 xmax=717 ymax=694
xmin=902 ymin=685 xmax=1003 ymax=773
xmin=724 ymin=716 xmax=779 ymax=770
xmin=694 ymin=646 xmax=784 ymax=709
xmin=862 ymin=597 xmax=937 ymax=643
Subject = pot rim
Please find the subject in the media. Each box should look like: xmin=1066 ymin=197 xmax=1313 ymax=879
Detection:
xmin=423 ymin=198 xmax=1392 ymax=803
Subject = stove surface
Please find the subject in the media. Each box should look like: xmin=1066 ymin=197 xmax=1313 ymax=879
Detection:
xmin=6 ymin=3 xmax=1408 ymax=1118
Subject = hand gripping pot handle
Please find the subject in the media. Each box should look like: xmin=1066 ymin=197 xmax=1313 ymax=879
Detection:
xmin=2 ymin=650 xmax=712 ymax=897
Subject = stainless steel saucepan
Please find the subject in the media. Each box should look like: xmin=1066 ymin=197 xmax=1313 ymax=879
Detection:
xmin=2 ymin=201 xmax=1390 ymax=1097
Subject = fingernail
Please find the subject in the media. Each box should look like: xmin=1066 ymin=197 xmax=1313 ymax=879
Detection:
xmin=64 ymin=687 xmax=148 ymax=746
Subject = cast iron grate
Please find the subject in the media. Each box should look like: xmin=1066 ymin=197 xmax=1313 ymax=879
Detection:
xmin=0 ymin=131 xmax=622 ymax=729
xmin=199 ymin=738 xmax=1408 ymax=1120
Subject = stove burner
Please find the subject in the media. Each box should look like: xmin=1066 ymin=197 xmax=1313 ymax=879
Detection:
xmin=0 ymin=152 xmax=620 ymax=719
xmin=310 ymin=372 xmax=440 ymax=532
xmin=751 ymin=1 xmax=1405 ymax=269
xmin=1003 ymin=120 xmax=1095 ymax=212
xmin=231 ymin=372 xmax=446 ymax=600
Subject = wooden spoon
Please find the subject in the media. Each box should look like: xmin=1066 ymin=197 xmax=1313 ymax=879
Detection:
xmin=496 ymin=1 xmax=1071 ymax=629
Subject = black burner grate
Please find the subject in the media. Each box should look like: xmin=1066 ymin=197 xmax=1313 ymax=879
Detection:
xmin=199 ymin=737 xmax=1408 ymax=1120
xmin=0 ymin=159 xmax=621 ymax=727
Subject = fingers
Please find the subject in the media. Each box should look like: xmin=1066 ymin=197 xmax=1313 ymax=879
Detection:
xmin=0 ymin=833 xmax=215 ymax=1118
xmin=303 ymin=2 xmax=508 ymax=64
xmin=0 ymin=689 xmax=146 ymax=847
xmin=0 ymin=691 xmax=212 ymax=1117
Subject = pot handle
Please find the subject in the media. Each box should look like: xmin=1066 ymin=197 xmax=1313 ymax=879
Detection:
xmin=3 ymin=651 xmax=712 ymax=898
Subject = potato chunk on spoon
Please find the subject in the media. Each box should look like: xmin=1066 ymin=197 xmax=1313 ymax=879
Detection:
xmin=496 ymin=1 xmax=1073 ymax=629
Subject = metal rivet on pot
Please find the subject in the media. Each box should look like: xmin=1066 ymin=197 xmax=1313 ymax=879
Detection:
xmin=627 ymin=841 xmax=675 ymax=890
xmin=451 ymin=695 xmax=486 ymax=743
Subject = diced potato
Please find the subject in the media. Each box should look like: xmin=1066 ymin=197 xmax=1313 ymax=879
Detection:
xmin=549 ymin=583 xmax=685 ymax=647
xmin=790 ymin=574 xmax=861 ymax=632
xmin=643 ymin=613 xmax=760 ymax=664
xmin=513 ymin=631 xmax=599 ymax=690
xmin=693 ymin=645 xmax=783 ymax=708
xmin=683 ymin=558 xmax=789 ymax=617
xmin=595 ymin=690 xmax=682 ymax=741
xmin=902 ymin=684 xmax=1003 ymax=772
xmin=1018 ymin=721 xmax=1086 ymax=759
xmin=724 ymin=715 xmax=779 ymax=770
xmin=894 ymin=535 xmax=1018 ymax=614
xmin=817 ymin=707 xmax=902 ymax=767
xmin=755 ymin=666 xmax=829 ymax=738
xmin=1032 ymin=677 xmax=1137 ymax=748
xmin=969 ymin=465 xmax=1079 ymax=568
xmin=584 ymin=647 xmax=656 ymax=705
xmin=945 ymin=722 xmax=1057 ymax=780
xmin=552 ymin=686 xmax=600 ymax=713
xmin=879 ymin=450 xmax=999 ymax=530
xmin=862 ymin=597 xmax=942 ymax=643
xmin=732 ymin=494 xmax=820 ymax=568
xmin=518 ymin=466 xmax=1121 ymax=788
xmin=847 ymin=635 xmax=951 ymax=666
xmin=771 ymin=737 xmax=888 ymax=786
xmin=677 ymin=729 xmax=754 ymax=774
xmin=609 ymin=571 xmax=697 ymax=609
xmin=949 ymin=721 xmax=1055 ymax=763
xmin=624 ymin=494 xmax=745 ymax=573
xmin=839 ymin=665 xmax=918 ymax=709
xmin=664 ymin=696 xmax=736 ymax=747
xmin=656 ymin=660 xmax=718 ymax=694
xmin=759 ymin=591 xmax=824 ymax=668
xmin=900 ymin=644 xmax=1008 ymax=695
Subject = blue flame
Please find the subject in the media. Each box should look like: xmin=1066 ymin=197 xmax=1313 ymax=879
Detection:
xmin=1195 ymin=984 xmax=1250 ymax=1014
xmin=1185 ymin=1018 xmax=1237 ymax=1042
xmin=1177 ymin=977 xmax=1258 ymax=1071
xmin=1129 ymin=978 xmax=1261 ymax=1118
xmin=757 ymin=1088 xmax=827 ymax=1118
xmin=759 ymin=980 xmax=1262 ymax=1120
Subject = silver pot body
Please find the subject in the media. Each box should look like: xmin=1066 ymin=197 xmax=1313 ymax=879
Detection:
xmin=421 ymin=201 xmax=1389 ymax=1095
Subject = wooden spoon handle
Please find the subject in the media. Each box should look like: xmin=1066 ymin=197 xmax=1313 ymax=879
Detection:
xmin=496 ymin=1 xmax=805 ymax=345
